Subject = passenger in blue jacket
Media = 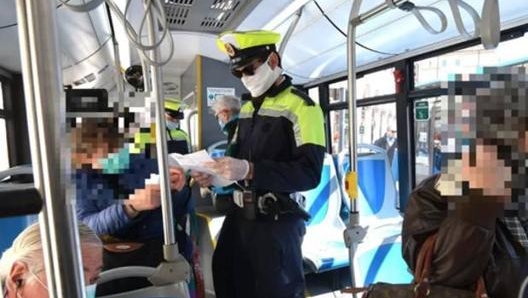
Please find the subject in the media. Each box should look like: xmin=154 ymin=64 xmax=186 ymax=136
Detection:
xmin=71 ymin=117 xmax=194 ymax=296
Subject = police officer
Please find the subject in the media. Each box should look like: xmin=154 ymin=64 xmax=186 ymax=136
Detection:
xmin=165 ymin=98 xmax=190 ymax=154
xmin=192 ymin=30 xmax=325 ymax=298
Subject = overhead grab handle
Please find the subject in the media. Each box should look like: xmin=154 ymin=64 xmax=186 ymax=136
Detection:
xmin=385 ymin=0 xmax=448 ymax=35
xmin=480 ymin=0 xmax=500 ymax=49
xmin=449 ymin=0 xmax=500 ymax=49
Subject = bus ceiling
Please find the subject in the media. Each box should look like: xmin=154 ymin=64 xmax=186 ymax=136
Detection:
xmin=0 ymin=0 xmax=527 ymax=88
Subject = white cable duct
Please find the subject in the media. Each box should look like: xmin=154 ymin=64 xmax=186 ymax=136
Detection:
xmin=56 ymin=0 xmax=105 ymax=12
xmin=56 ymin=0 xmax=175 ymax=68
xmin=57 ymin=3 xmax=116 ymax=90
xmin=109 ymin=0 xmax=174 ymax=67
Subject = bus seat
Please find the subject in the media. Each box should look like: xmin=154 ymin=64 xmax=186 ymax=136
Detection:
xmin=336 ymin=144 xmax=400 ymax=228
xmin=335 ymin=145 xmax=412 ymax=286
xmin=300 ymin=153 xmax=348 ymax=273
xmin=195 ymin=207 xmax=225 ymax=297
xmin=97 ymin=265 xmax=191 ymax=298
xmin=206 ymin=140 xmax=227 ymax=157
xmin=0 ymin=165 xmax=39 ymax=253
xmin=352 ymin=226 xmax=413 ymax=286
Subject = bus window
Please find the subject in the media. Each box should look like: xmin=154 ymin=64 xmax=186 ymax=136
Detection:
xmin=0 ymin=81 xmax=7 ymax=171
xmin=328 ymin=69 xmax=396 ymax=104
xmin=330 ymin=103 xmax=397 ymax=155
xmin=0 ymin=118 xmax=9 ymax=171
xmin=0 ymin=81 xmax=3 ymax=110
xmin=414 ymin=33 xmax=528 ymax=89
xmin=414 ymin=97 xmax=443 ymax=185
xmin=308 ymin=87 xmax=319 ymax=105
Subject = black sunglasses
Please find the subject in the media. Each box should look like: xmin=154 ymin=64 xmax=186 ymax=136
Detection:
xmin=231 ymin=59 xmax=264 ymax=78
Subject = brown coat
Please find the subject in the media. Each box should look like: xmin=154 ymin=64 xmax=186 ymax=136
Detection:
xmin=402 ymin=174 xmax=528 ymax=298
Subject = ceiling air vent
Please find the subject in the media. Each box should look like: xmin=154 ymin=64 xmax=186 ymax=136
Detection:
xmin=164 ymin=0 xmax=252 ymax=33
xmin=201 ymin=0 xmax=239 ymax=29
xmin=165 ymin=0 xmax=193 ymax=26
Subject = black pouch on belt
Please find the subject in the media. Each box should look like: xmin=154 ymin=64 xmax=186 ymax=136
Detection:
xmin=234 ymin=190 xmax=257 ymax=220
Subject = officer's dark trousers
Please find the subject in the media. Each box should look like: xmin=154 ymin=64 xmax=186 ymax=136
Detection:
xmin=212 ymin=209 xmax=306 ymax=298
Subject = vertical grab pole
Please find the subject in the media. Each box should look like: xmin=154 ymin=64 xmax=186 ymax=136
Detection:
xmin=15 ymin=0 xmax=86 ymax=297
xmin=344 ymin=1 xmax=364 ymax=294
xmin=344 ymin=0 xmax=406 ymax=293
xmin=144 ymin=0 xmax=177 ymax=258
xmin=278 ymin=7 xmax=303 ymax=56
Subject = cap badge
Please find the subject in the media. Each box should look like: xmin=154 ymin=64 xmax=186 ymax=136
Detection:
xmin=224 ymin=43 xmax=236 ymax=57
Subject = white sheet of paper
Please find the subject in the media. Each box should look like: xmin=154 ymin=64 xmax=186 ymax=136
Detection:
xmin=168 ymin=150 xmax=234 ymax=187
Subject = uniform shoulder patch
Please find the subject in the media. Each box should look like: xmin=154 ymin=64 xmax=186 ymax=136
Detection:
xmin=291 ymin=88 xmax=315 ymax=106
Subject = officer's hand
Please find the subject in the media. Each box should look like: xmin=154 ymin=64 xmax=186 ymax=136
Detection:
xmin=208 ymin=157 xmax=250 ymax=181
xmin=190 ymin=171 xmax=213 ymax=187
xmin=169 ymin=166 xmax=186 ymax=191
xmin=128 ymin=184 xmax=162 ymax=212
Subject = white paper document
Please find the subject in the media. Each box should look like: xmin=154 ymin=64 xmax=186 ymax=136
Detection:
xmin=168 ymin=150 xmax=234 ymax=187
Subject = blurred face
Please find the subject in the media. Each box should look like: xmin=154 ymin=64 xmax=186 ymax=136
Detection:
xmin=386 ymin=130 xmax=396 ymax=139
xmin=461 ymin=143 xmax=512 ymax=199
xmin=70 ymin=122 xmax=123 ymax=170
xmin=215 ymin=108 xmax=230 ymax=124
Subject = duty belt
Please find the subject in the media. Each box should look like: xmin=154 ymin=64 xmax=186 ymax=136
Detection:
xmin=232 ymin=190 xmax=311 ymax=221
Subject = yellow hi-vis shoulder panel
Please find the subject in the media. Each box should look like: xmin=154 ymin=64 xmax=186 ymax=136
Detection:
xmin=168 ymin=129 xmax=189 ymax=142
xmin=239 ymin=87 xmax=325 ymax=147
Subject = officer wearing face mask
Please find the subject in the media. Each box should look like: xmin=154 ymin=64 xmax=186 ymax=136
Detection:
xmin=191 ymin=30 xmax=326 ymax=298
xmin=165 ymin=98 xmax=190 ymax=154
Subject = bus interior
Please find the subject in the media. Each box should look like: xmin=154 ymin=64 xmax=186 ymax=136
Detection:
xmin=1 ymin=0 xmax=528 ymax=297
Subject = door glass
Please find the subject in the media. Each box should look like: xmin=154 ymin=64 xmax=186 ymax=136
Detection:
xmin=414 ymin=97 xmax=443 ymax=185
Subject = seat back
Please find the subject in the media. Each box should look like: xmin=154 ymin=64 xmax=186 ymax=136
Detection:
xmin=336 ymin=144 xmax=400 ymax=228
xmin=300 ymin=153 xmax=348 ymax=272
xmin=334 ymin=145 xmax=412 ymax=285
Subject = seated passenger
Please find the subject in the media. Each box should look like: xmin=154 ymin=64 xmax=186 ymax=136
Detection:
xmin=402 ymin=68 xmax=528 ymax=298
xmin=70 ymin=117 xmax=195 ymax=295
xmin=0 ymin=222 xmax=102 ymax=298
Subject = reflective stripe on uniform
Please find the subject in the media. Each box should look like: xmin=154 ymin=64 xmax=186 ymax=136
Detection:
xmin=239 ymin=87 xmax=325 ymax=147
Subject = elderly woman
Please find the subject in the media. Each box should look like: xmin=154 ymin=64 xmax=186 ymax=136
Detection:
xmin=0 ymin=222 xmax=103 ymax=298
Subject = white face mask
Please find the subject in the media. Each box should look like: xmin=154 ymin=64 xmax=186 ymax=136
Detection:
xmin=166 ymin=120 xmax=180 ymax=130
xmin=241 ymin=57 xmax=282 ymax=97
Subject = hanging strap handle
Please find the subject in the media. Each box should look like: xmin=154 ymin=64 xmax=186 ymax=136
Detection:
xmin=386 ymin=0 xmax=448 ymax=35
xmin=480 ymin=0 xmax=500 ymax=49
